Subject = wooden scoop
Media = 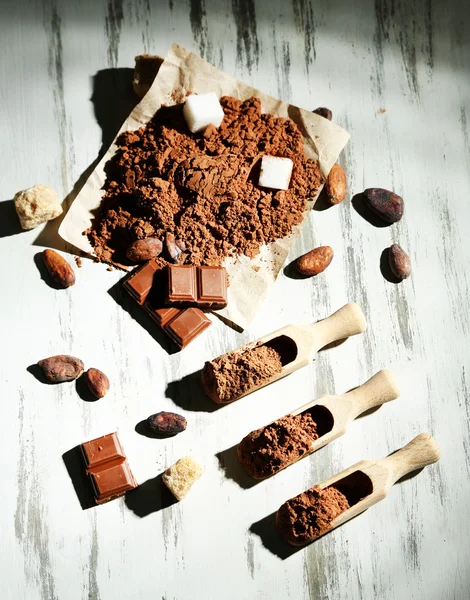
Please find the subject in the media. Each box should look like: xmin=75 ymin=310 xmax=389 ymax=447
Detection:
xmin=204 ymin=303 xmax=366 ymax=404
xmin=277 ymin=433 xmax=441 ymax=546
xmin=239 ymin=369 xmax=400 ymax=479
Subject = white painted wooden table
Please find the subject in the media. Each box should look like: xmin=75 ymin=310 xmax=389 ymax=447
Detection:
xmin=1 ymin=1 xmax=469 ymax=599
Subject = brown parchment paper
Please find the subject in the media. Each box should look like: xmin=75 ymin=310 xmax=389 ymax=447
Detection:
xmin=59 ymin=43 xmax=350 ymax=330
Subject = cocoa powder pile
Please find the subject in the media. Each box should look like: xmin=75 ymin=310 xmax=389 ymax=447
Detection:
xmin=201 ymin=344 xmax=283 ymax=404
xmin=86 ymin=96 xmax=323 ymax=265
xmin=276 ymin=485 xmax=350 ymax=545
xmin=237 ymin=412 xmax=319 ymax=478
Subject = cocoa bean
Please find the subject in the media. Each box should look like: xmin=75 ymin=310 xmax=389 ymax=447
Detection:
xmin=389 ymin=244 xmax=411 ymax=280
xmin=37 ymin=355 xmax=84 ymax=382
xmin=146 ymin=411 xmax=187 ymax=436
xmin=312 ymin=107 xmax=332 ymax=121
xmin=364 ymin=188 xmax=404 ymax=223
xmin=325 ymin=164 xmax=347 ymax=204
xmin=296 ymin=246 xmax=334 ymax=276
xmin=42 ymin=249 xmax=75 ymax=288
xmin=165 ymin=233 xmax=186 ymax=264
xmin=126 ymin=237 xmax=163 ymax=263
xmin=84 ymin=368 xmax=110 ymax=398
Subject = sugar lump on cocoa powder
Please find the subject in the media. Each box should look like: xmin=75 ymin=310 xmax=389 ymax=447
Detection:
xmin=14 ymin=184 xmax=62 ymax=230
xmin=183 ymin=92 xmax=225 ymax=133
xmin=258 ymin=156 xmax=293 ymax=191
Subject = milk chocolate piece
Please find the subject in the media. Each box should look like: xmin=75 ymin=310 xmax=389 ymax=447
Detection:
xmin=164 ymin=307 xmax=211 ymax=349
xmin=197 ymin=266 xmax=227 ymax=308
xmin=123 ymin=259 xmax=160 ymax=304
xmin=90 ymin=462 xmax=137 ymax=504
xmin=81 ymin=433 xmax=126 ymax=472
xmin=165 ymin=265 xmax=227 ymax=309
xmin=80 ymin=433 xmax=137 ymax=505
xmin=146 ymin=305 xmax=181 ymax=327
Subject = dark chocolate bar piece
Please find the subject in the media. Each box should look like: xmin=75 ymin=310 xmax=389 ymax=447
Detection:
xmin=165 ymin=265 xmax=227 ymax=309
xmin=164 ymin=307 xmax=212 ymax=349
xmin=123 ymin=259 xmax=161 ymax=305
xmin=80 ymin=432 xmax=137 ymax=505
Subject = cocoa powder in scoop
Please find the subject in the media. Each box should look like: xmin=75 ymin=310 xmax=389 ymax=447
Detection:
xmin=86 ymin=96 xmax=323 ymax=266
xmin=202 ymin=344 xmax=283 ymax=404
xmin=238 ymin=412 xmax=319 ymax=478
xmin=277 ymin=485 xmax=350 ymax=545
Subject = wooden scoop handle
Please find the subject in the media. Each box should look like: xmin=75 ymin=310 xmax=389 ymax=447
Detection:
xmin=378 ymin=433 xmax=441 ymax=485
xmin=345 ymin=369 xmax=400 ymax=418
xmin=308 ymin=303 xmax=366 ymax=351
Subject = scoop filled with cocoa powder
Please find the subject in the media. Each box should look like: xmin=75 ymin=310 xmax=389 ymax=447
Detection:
xmin=202 ymin=303 xmax=366 ymax=404
xmin=237 ymin=369 xmax=399 ymax=478
xmin=276 ymin=433 xmax=441 ymax=546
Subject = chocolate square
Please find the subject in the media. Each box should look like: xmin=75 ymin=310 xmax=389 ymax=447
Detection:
xmin=166 ymin=265 xmax=197 ymax=304
xmin=123 ymin=259 xmax=161 ymax=304
xmin=90 ymin=462 xmax=137 ymax=504
xmin=164 ymin=308 xmax=211 ymax=348
xmin=145 ymin=305 xmax=181 ymax=327
xmin=81 ymin=433 xmax=126 ymax=473
xmin=197 ymin=266 xmax=228 ymax=309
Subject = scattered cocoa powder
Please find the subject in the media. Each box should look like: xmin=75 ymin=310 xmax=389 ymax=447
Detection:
xmin=201 ymin=344 xmax=283 ymax=404
xmin=86 ymin=96 xmax=323 ymax=266
xmin=238 ymin=412 xmax=319 ymax=478
xmin=74 ymin=256 xmax=83 ymax=268
xmin=276 ymin=485 xmax=350 ymax=545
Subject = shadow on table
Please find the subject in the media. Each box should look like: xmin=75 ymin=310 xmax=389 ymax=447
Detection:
xmin=125 ymin=473 xmax=177 ymax=517
xmin=33 ymin=67 xmax=140 ymax=254
xmin=26 ymin=363 xmax=55 ymax=385
xmin=0 ymin=199 xmax=23 ymax=238
xmin=380 ymin=247 xmax=403 ymax=284
xmin=312 ymin=186 xmax=333 ymax=212
xmin=107 ymin=277 xmax=179 ymax=355
xmin=250 ymin=512 xmax=302 ymax=559
xmin=216 ymin=444 xmax=259 ymax=489
xmin=351 ymin=193 xmax=391 ymax=228
xmin=165 ymin=369 xmax=219 ymax=413
xmin=62 ymin=445 xmax=96 ymax=510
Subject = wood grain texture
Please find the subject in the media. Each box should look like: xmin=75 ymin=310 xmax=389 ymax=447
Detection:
xmin=0 ymin=0 xmax=469 ymax=598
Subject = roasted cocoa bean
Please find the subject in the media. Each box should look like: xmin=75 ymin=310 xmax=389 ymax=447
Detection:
xmin=389 ymin=244 xmax=411 ymax=280
xmin=42 ymin=249 xmax=76 ymax=288
xmin=37 ymin=355 xmax=84 ymax=382
xmin=312 ymin=107 xmax=332 ymax=121
xmin=146 ymin=411 xmax=187 ymax=436
xmin=296 ymin=246 xmax=334 ymax=277
xmin=84 ymin=368 xmax=110 ymax=398
xmin=364 ymin=188 xmax=404 ymax=223
xmin=325 ymin=164 xmax=347 ymax=205
xmin=126 ymin=238 xmax=163 ymax=263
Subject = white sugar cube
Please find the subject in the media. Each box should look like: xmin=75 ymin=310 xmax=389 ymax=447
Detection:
xmin=183 ymin=92 xmax=225 ymax=134
xmin=258 ymin=156 xmax=293 ymax=190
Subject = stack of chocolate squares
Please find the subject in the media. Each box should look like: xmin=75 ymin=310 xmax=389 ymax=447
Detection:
xmin=123 ymin=259 xmax=228 ymax=349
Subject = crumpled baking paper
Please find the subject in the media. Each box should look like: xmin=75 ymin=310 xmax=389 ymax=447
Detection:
xmin=59 ymin=43 xmax=350 ymax=330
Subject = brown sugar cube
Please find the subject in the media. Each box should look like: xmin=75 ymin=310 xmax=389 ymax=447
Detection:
xmin=133 ymin=54 xmax=163 ymax=98
xmin=162 ymin=456 xmax=203 ymax=501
